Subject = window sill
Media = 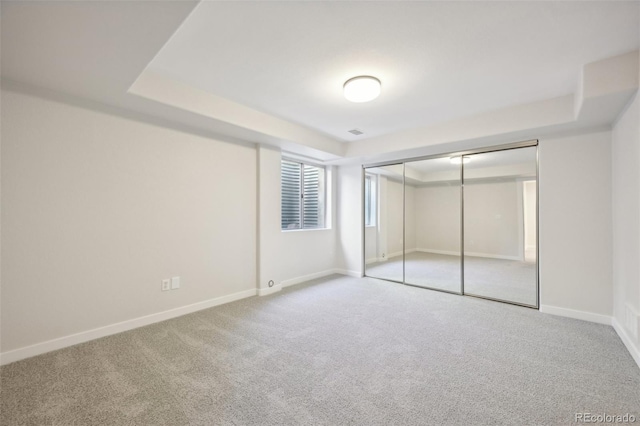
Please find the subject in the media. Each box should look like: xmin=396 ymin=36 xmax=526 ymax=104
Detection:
xmin=281 ymin=227 xmax=332 ymax=233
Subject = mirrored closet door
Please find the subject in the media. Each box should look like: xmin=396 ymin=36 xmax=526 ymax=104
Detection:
xmin=463 ymin=146 xmax=538 ymax=307
xmin=364 ymin=164 xmax=404 ymax=283
xmin=404 ymin=157 xmax=462 ymax=294
xmin=363 ymin=141 xmax=539 ymax=309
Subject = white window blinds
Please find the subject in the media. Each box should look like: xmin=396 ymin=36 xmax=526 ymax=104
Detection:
xmin=281 ymin=159 xmax=325 ymax=230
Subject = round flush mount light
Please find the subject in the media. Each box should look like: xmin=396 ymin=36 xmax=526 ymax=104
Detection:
xmin=450 ymin=156 xmax=471 ymax=165
xmin=343 ymin=76 xmax=381 ymax=103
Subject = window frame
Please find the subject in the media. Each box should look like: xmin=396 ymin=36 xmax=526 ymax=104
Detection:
xmin=281 ymin=157 xmax=327 ymax=231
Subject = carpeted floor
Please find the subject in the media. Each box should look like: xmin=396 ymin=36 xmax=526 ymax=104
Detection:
xmin=367 ymin=252 xmax=537 ymax=305
xmin=1 ymin=275 xmax=638 ymax=425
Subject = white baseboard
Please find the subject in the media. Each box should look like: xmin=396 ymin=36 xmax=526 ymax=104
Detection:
xmin=465 ymin=251 xmax=521 ymax=261
xmin=334 ymin=269 xmax=362 ymax=278
xmin=257 ymin=283 xmax=282 ymax=296
xmin=417 ymin=248 xmax=520 ymax=261
xmin=624 ymin=303 xmax=639 ymax=341
xmin=540 ymin=306 xmax=640 ymax=370
xmin=539 ymin=304 xmax=612 ymax=325
xmin=259 ymin=269 xmax=353 ymax=295
xmin=387 ymin=249 xmax=416 ymax=259
xmin=612 ymin=317 xmax=640 ymax=370
xmin=417 ymin=248 xmax=460 ymax=256
xmin=0 ymin=288 xmax=257 ymax=366
xmin=281 ymin=269 xmax=337 ymax=288
xmin=260 ymin=268 xmax=364 ymax=297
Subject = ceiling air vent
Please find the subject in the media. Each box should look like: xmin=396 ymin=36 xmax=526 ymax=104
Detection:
xmin=348 ymin=128 xmax=364 ymax=136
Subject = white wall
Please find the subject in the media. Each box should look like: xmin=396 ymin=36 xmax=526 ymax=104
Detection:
xmin=386 ymin=179 xmax=405 ymax=256
xmin=415 ymin=184 xmax=460 ymax=254
xmin=336 ymin=165 xmax=363 ymax=275
xmin=257 ymin=146 xmax=279 ymax=291
xmin=405 ymin=184 xmax=416 ymax=253
xmin=523 ymin=181 xmax=537 ymax=250
xmin=539 ymin=130 xmax=613 ymax=318
xmin=363 ymin=176 xmax=415 ymax=263
xmin=1 ymin=89 xmax=257 ymax=353
xmin=258 ymin=146 xmax=337 ymax=291
xmin=612 ymin=92 xmax=640 ymax=365
xmin=364 ymin=225 xmax=377 ymax=263
xmin=1 ymin=89 xmax=341 ymax=362
xmin=376 ymin=175 xmax=388 ymax=261
xmin=464 ymin=180 xmax=523 ymax=260
xmin=414 ymin=181 xmax=523 ymax=260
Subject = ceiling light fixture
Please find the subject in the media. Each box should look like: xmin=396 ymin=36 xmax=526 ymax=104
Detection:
xmin=450 ymin=156 xmax=471 ymax=165
xmin=343 ymin=76 xmax=381 ymax=103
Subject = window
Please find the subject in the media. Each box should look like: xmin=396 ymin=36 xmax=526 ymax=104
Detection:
xmin=281 ymin=159 xmax=326 ymax=230
xmin=364 ymin=174 xmax=377 ymax=226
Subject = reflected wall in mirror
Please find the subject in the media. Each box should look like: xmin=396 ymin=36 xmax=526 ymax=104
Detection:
xmin=364 ymin=164 xmax=404 ymax=283
xmin=463 ymin=146 xmax=538 ymax=306
xmin=404 ymin=157 xmax=461 ymax=293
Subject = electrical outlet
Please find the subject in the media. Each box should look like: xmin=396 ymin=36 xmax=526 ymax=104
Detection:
xmin=161 ymin=279 xmax=171 ymax=291
xmin=171 ymin=276 xmax=181 ymax=290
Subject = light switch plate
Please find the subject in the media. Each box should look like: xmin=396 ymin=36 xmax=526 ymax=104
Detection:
xmin=171 ymin=276 xmax=180 ymax=290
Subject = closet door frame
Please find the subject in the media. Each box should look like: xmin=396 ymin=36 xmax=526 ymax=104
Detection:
xmin=362 ymin=139 xmax=539 ymax=309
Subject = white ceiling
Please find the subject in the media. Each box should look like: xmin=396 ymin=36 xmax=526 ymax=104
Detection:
xmin=1 ymin=1 xmax=638 ymax=164
xmin=0 ymin=1 xmax=197 ymax=105
xmin=148 ymin=1 xmax=640 ymax=142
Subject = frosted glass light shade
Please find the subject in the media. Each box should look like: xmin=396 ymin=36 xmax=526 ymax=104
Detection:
xmin=343 ymin=76 xmax=381 ymax=103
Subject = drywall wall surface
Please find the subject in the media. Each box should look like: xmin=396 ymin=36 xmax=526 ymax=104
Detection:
xmin=1 ymin=89 xmax=257 ymax=352
xmin=364 ymin=226 xmax=377 ymax=263
xmin=362 ymin=177 xmax=415 ymax=263
xmin=539 ymin=130 xmax=613 ymax=316
xmin=524 ymin=181 xmax=537 ymax=250
xmin=276 ymin=157 xmax=338 ymax=284
xmin=415 ymin=184 xmax=461 ymax=253
xmin=464 ymin=180 xmax=522 ymax=260
xmin=404 ymin=185 xmax=416 ymax=252
xmin=612 ymin=92 xmax=640 ymax=355
xmin=223 ymin=144 xmax=338 ymax=292
xmin=278 ymin=224 xmax=337 ymax=284
xmin=335 ymin=165 xmax=363 ymax=275
xmin=414 ymin=181 xmax=522 ymax=259
xmin=386 ymin=179 xmax=405 ymax=256
xmin=257 ymin=145 xmax=282 ymax=289
xmin=377 ymin=175 xmax=388 ymax=261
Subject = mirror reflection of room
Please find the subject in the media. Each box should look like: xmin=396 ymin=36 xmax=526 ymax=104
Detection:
xmin=364 ymin=165 xmax=404 ymax=283
xmin=404 ymin=157 xmax=462 ymax=293
xmin=364 ymin=145 xmax=538 ymax=307
xmin=463 ymin=147 xmax=538 ymax=306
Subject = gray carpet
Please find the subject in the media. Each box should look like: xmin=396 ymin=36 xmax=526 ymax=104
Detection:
xmin=367 ymin=252 xmax=537 ymax=305
xmin=2 ymin=275 xmax=639 ymax=425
